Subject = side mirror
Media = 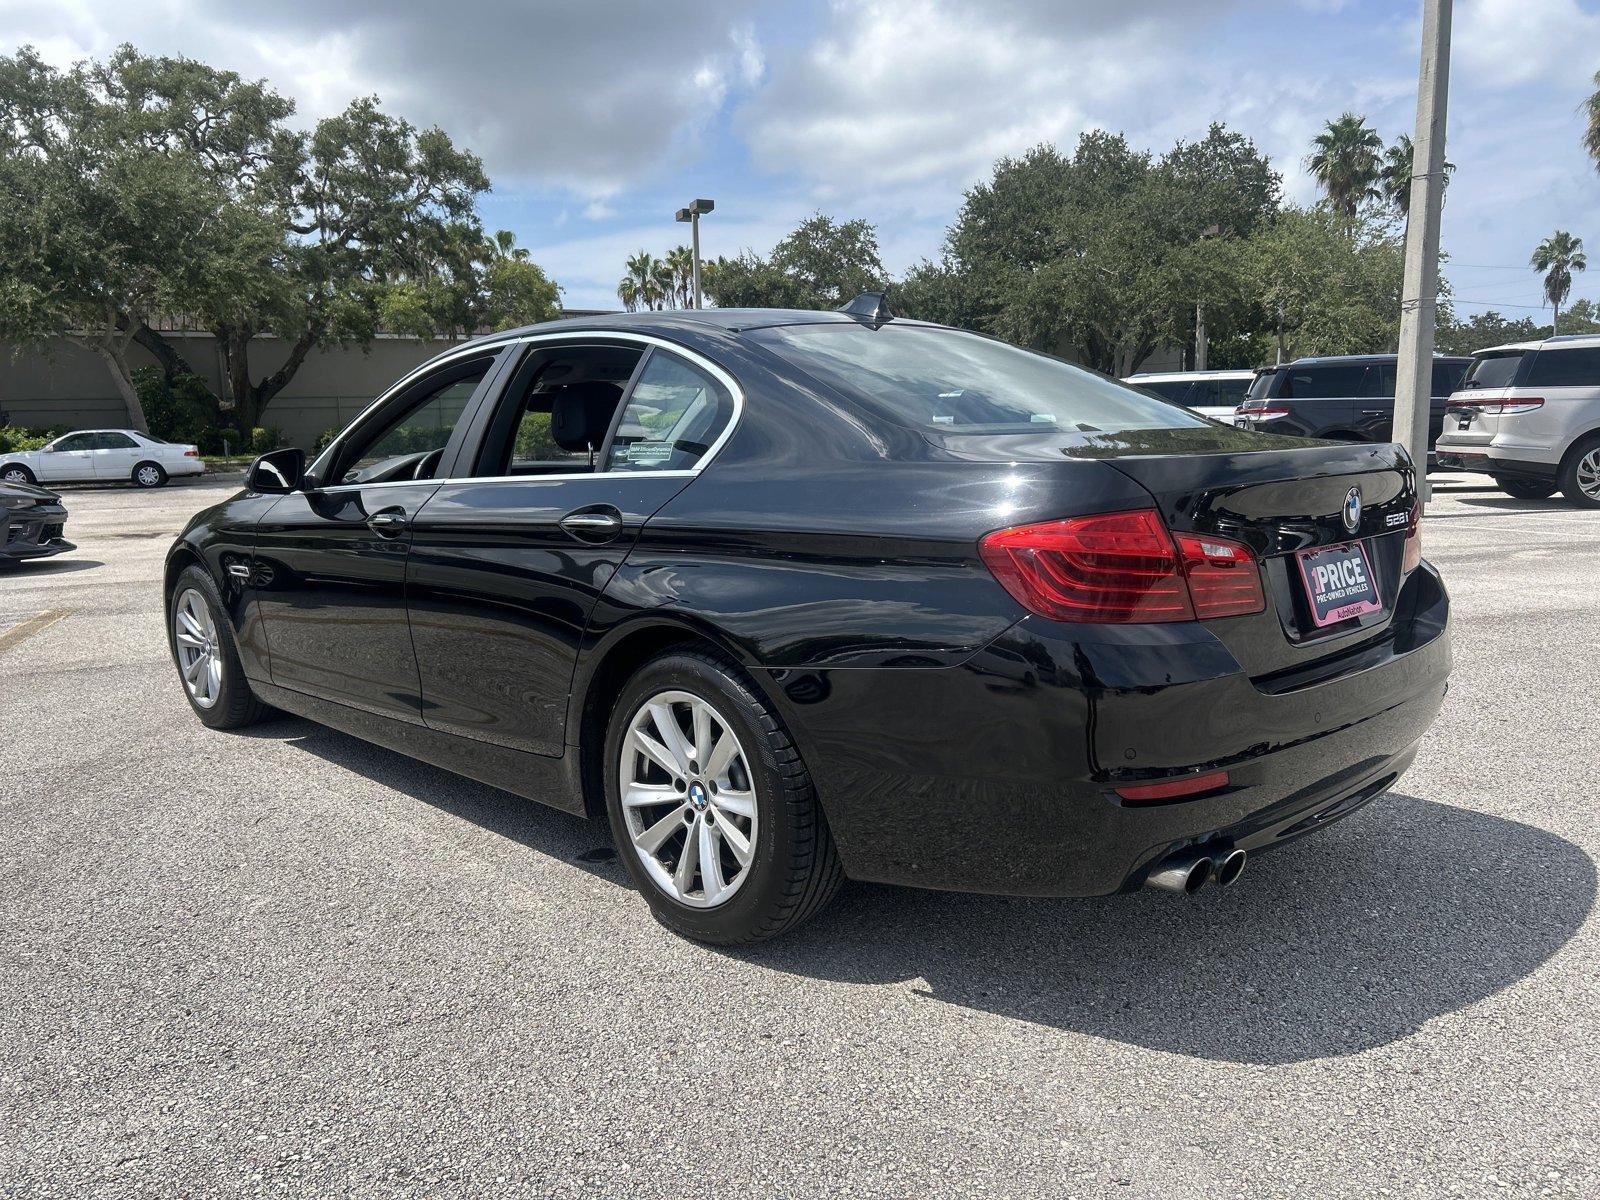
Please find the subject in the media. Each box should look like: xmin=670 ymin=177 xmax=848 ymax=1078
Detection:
xmin=247 ymin=447 xmax=306 ymax=494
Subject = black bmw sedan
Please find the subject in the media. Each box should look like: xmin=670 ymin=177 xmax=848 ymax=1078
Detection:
xmin=164 ymin=299 xmax=1450 ymax=943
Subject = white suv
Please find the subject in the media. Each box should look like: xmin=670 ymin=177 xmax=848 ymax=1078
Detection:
xmin=1436 ymin=335 xmax=1600 ymax=507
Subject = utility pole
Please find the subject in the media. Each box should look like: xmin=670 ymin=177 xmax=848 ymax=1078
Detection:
xmin=1393 ymin=0 xmax=1452 ymax=509
xmin=675 ymin=198 xmax=715 ymax=308
xmin=1195 ymin=225 xmax=1219 ymax=372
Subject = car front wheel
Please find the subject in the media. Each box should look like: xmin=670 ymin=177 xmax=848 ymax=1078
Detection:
xmin=1 ymin=464 xmax=36 ymax=486
xmin=604 ymin=649 xmax=843 ymax=944
xmin=1559 ymin=436 xmax=1600 ymax=508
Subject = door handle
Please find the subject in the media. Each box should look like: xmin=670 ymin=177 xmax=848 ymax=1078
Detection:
xmin=367 ymin=510 xmax=408 ymax=539
xmin=559 ymin=509 xmax=623 ymax=542
xmin=1361 ymin=409 xmax=1387 ymax=416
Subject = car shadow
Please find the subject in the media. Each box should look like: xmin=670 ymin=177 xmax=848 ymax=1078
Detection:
xmin=245 ymin=713 xmax=1594 ymax=1066
xmin=0 ymin=557 xmax=104 ymax=575
xmin=1448 ymin=495 xmax=1576 ymax=514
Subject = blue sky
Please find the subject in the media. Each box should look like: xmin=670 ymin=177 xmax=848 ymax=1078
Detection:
xmin=6 ymin=0 xmax=1598 ymax=316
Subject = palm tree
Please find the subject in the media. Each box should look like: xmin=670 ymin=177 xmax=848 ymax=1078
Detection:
xmin=665 ymin=245 xmax=695 ymax=308
xmin=1531 ymin=232 xmax=1587 ymax=332
xmin=1585 ymin=70 xmax=1600 ymax=175
xmin=1379 ymin=135 xmax=1454 ymax=218
xmin=1307 ymin=113 xmax=1383 ymax=221
xmin=622 ymin=251 xmax=662 ymax=310
xmin=617 ymin=276 xmax=640 ymax=312
xmin=486 ymin=229 xmax=530 ymax=262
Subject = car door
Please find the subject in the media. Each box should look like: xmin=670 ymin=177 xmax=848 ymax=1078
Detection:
xmin=91 ymin=431 xmax=141 ymax=480
xmin=249 ymin=350 xmax=506 ymax=722
xmin=406 ymin=340 xmax=737 ymax=755
xmin=37 ymin=433 xmax=97 ymax=482
xmin=1355 ymin=361 xmax=1397 ymax=442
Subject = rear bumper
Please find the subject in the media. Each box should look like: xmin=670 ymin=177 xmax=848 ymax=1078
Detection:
xmin=1433 ymin=451 xmax=1556 ymax=481
xmin=770 ymin=562 xmax=1450 ymax=897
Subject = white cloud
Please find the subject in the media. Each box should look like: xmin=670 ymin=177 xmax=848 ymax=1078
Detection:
xmin=0 ymin=0 xmax=770 ymax=195
xmin=1456 ymin=0 xmax=1600 ymax=89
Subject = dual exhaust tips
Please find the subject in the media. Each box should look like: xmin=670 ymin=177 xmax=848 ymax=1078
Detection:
xmin=1146 ymin=847 xmax=1247 ymax=895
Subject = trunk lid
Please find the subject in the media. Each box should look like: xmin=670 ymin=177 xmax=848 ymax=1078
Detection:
xmin=1101 ymin=435 xmax=1417 ymax=679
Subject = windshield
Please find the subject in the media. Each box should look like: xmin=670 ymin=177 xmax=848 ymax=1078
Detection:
xmin=749 ymin=324 xmax=1209 ymax=435
xmin=1465 ymin=352 xmax=1526 ymax=390
xmin=1245 ymin=369 xmax=1280 ymax=402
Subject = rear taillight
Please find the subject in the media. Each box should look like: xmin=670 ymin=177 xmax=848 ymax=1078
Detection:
xmin=1237 ymin=404 xmax=1291 ymax=418
xmin=183 ymin=448 xmax=199 ymax=457
xmin=1402 ymin=504 xmax=1421 ymax=574
xmin=1445 ymin=396 xmax=1544 ymax=415
xmin=1176 ymin=532 xmax=1267 ymax=618
xmin=979 ymin=510 xmax=1265 ymax=624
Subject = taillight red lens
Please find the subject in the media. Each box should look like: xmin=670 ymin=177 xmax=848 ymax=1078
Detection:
xmin=979 ymin=510 xmax=1264 ymax=624
xmin=1402 ymin=504 xmax=1421 ymax=574
xmin=1238 ymin=404 xmax=1291 ymax=417
xmin=1175 ymin=532 xmax=1267 ymax=618
xmin=1115 ymin=770 xmax=1230 ymax=803
xmin=978 ymin=510 xmax=1193 ymax=623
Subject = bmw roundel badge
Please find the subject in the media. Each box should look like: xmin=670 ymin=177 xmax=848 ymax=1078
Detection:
xmin=1342 ymin=486 xmax=1362 ymax=534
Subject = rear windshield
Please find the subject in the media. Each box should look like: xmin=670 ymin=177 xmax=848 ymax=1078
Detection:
xmin=749 ymin=324 xmax=1209 ymax=435
xmin=1465 ymin=351 xmax=1527 ymax=390
xmin=1246 ymin=369 xmax=1280 ymax=401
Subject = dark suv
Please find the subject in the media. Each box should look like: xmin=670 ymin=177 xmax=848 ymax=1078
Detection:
xmin=1235 ymin=354 xmax=1471 ymax=460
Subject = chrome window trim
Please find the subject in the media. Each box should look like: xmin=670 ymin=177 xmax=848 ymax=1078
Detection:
xmin=315 ymin=330 xmax=745 ymax=495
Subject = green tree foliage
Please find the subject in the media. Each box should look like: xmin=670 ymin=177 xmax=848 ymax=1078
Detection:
xmin=1530 ymin=231 xmax=1587 ymax=332
xmin=1585 ymin=70 xmax=1600 ymax=175
xmin=1242 ymin=205 xmax=1407 ymax=361
xmin=703 ymin=215 xmax=887 ymax=310
xmin=0 ymin=45 xmax=563 ymax=435
xmin=900 ymin=126 xmax=1279 ymax=375
xmin=1307 ymin=113 xmax=1383 ymax=220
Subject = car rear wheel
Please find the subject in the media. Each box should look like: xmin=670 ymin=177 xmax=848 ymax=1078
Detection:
xmin=133 ymin=461 xmax=168 ymax=488
xmin=1 ymin=464 xmax=35 ymax=486
xmin=169 ymin=566 xmax=272 ymax=729
xmin=1495 ymin=476 xmax=1558 ymax=500
xmin=604 ymin=649 xmax=843 ymax=944
xmin=1558 ymin=435 xmax=1600 ymax=508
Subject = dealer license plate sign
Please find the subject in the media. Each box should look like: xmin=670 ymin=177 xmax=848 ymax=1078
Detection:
xmin=1296 ymin=541 xmax=1381 ymax=627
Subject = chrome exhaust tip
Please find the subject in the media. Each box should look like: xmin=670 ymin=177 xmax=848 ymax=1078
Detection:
xmin=1215 ymin=848 xmax=1248 ymax=888
xmin=1146 ymin=852 xmax=1215 ymax=895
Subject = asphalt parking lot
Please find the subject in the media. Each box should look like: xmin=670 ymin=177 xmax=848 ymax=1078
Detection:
xmin=2 ymin=474 xmax=1597 ymax=1198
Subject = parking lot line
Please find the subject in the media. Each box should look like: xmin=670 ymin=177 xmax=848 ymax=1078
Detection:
xmin=0 ymin=607 xmax=73 ymax=654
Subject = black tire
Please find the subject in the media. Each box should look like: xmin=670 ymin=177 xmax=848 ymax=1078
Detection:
xmin=1557 ymin=434 xmax=1600 ymax=508
xmin=1 ymin=464 xmax=36 ymax=486
xmin=167 ymin=565 xmax=273 ymax=729
xmin=603 ymin=648 xmax=843 ymax=945
xmin=1495 ymin=476 xmax=1558 ymax=500
xmin=133 ymin=461 xmax=168 ymax=488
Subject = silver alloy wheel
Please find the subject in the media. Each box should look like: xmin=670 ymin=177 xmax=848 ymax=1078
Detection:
xmin=136 ymin=464 xmax=162 ymax=487
xmin=619 ymin=689 xmax=758 ymax=909
xmin=2 ymin=468 xmax=27 ymax=484
xmin=1577 ymin=448 xmax=1600 ymax=499
xmin=173 ymin=588 xmax=223 ymax=709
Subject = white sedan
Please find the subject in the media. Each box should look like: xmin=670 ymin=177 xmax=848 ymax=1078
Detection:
xmin=0 ymin=430 xmax=205 ymax=488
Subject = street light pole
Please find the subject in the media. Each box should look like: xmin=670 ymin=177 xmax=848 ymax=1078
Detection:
xmin=1394 ymin=0 xmax=1452 ymax=510
xmin=675 ymin=198 xmax=715 ymax=309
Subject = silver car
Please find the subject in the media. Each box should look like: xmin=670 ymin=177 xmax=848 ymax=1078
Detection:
xmin=0 ymin=429 xmax=204 ymax=489
xmin=1435 ymin=334 xmax=1600 ymax=507
xmin=1124 ymin=369 xmax=1254 ymax=424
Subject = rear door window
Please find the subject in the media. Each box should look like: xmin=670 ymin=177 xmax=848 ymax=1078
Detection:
xmin=1465 ymin=352 xmax=1528 ymax=389
xmin=1526 ymin=347 xmax=1600 ymax=388
xmin=606 ymin=352 xmax=734 ymax=472
xmin=1216 ymin=377 xmax=1250 ymax=405
xmin=1281 ymin=363 xmax=1370 ymax=398
xmin=1135 ymin=380 xmax=1194 ymax=404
